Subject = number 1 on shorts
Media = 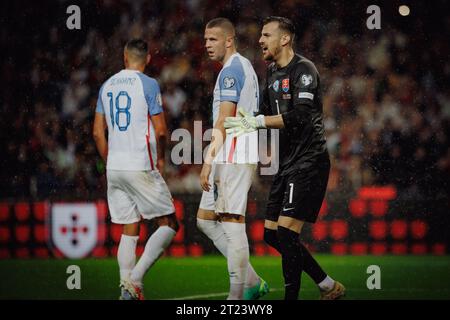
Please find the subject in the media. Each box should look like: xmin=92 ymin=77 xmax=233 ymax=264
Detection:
xmin=288 ymin=183 xmax=294 ymax=204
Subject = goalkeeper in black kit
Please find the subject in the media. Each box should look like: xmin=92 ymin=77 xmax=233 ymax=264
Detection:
xmin=225 ymin=16 xmax=345 ymax=300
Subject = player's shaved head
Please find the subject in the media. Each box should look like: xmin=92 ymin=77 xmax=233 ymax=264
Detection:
xmin=124 ymin=38 xmax=149 ymax=64
xmin=206 ymin=18 xmax=235 ymax=37
xmin=204 ymin=18 xmax=237 ymax=64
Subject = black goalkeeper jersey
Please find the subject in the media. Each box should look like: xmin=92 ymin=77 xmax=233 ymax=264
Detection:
xmin=259 ymin=54 xmax=328 ymax=175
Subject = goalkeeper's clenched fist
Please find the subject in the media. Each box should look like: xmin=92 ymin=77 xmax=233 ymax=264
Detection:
xmin=224 ymin=108 xmax=266 ymax=137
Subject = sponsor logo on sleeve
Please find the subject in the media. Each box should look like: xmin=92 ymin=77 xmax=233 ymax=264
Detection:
xmin=223 ymin=77 xmax=236 ymax=89
xmin=301 ymin=74 xmax=313 ymax=87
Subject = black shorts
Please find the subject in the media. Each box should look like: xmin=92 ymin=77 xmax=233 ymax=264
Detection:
xmin=265 ymin=156 xmax=330 ymax=223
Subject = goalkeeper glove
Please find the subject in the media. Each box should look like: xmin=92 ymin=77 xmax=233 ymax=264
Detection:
xmin=224 ymin=108 xmax=266 ymax=137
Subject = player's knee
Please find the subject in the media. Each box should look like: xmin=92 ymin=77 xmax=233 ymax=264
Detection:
xmin=264 ymin=228 xmax=280 ymax=251
xmin=157 ymin=214 xmax=179 ymax=232
xmin=221 ymin=222 xmax=247 ymax=245
xmin=277 ymin=226 xmax=301 ymax=256
xmin=169 ymin=216 xmax=180 ymax=232
xmin=196 ymin=218 xmax=203 ymax=231
xmin=197 ymin=209 xmax=217 ymax=221
xmin=122 ymin=223 xmax=140 ymax=236
xmin=196 ymin=217 xmax=214 ymax=235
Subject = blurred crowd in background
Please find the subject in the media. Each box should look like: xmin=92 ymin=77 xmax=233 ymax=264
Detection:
xmin=1 ymin=0 xmax=449 ymax=203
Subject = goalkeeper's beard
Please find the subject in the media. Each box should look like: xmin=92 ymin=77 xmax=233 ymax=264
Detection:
xmin=264 ymin=46 xmax=281 ymax=62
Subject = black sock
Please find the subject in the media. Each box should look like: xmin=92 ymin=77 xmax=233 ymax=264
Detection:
xmin=263 ymin=228 xmax=281 ymax=252
xmin=299 ymin=242 xmax=327 ymax=284
xmin=277 ymin=226 xmax=303 ymax=300
xmin=265 ymin=227 xmax=327 ymax=285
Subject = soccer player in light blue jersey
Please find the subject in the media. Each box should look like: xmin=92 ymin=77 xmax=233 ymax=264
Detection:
xmin=197 ymin=18 xmax=269 ymax=300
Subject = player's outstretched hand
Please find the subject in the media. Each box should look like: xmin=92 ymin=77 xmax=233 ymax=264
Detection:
xmin=224 ymin=108 xmax=266 ymax=137
xmin=200 ymin=163 xmax=212 ymax=192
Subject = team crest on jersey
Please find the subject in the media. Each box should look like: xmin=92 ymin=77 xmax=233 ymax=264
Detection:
xmin=272 ymin=80 xmax=280 ymax=92
xmin=282 ymin=79 xmax=290 ymax=92
xmin=223 ymin=77 xmax=235 ymax=89
xmin=301 ymin=74 xmax=313 ymax=87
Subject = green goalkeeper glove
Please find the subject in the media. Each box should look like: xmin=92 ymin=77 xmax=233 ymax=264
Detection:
xmin=224 ymin=108 xmax=266 ymax=137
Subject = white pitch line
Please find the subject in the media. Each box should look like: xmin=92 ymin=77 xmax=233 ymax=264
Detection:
xmin=168 ymin=288 xmax=284 ymax=300
xmin=169 ymin=292 xmax=228 ymax=300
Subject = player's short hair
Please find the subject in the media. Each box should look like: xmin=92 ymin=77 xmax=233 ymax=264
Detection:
xmin=206 ymin=17 xmax=235 ymax=37
xmin=263 ymin=16 xmax=296 ymax=42
xmin=125 ymin=38 xmax=149 ymax=62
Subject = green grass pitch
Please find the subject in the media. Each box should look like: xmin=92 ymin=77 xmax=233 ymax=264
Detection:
xmin=1 ymin=255 xmax=449 ymax=300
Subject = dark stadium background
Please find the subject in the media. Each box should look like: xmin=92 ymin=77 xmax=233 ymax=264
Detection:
xmin=0 ymin=0 xmax=449 ymax=299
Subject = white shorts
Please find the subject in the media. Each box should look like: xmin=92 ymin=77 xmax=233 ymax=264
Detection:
xmin=199 ymin=163 xmax=256 ymax=216
xmin=107 ymin=170 xmax=175 ymax=224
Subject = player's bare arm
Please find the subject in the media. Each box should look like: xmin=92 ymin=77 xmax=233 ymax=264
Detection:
xmin=93 ymin=112 xmax=108 ymax=161
xmin=200 ymin=101 xmax=236 ymax=192
xmin=151 ymin=112 xmax=168 ymax=173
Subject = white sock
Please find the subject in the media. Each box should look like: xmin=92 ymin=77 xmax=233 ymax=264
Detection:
xmin=318 ymin=275 xmax=335 ymax=291
xmin=228 ymin=283 xmax=245 ymax=300
xmin=130 ymin=226 xmax=176 ymax=286
xmin=196 ymin=218 xmax=228 ymax=255
xmin=197 ymin=218 xmax=260 ymax=288
xmin=117 ymin=234 xmax=139 ymax=281
xmin=221 ymin=222 xmax=249 ymax=300
xmin=244 ymin=264 xmax=260 ymax=288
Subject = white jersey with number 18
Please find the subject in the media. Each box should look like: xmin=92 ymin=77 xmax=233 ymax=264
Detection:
xmin=96 ymin=69 xmax=162 ymax=171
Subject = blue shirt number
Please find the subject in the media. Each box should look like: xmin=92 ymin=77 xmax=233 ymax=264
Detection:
xmin=107 ymin=91 xmax=131 ymax=131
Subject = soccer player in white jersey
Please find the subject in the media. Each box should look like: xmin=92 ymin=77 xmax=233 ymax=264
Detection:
xmin=197 ymin=18 xmax=269 ymax=300
xmin=93 ymin=39 xmax=179 ymax=300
